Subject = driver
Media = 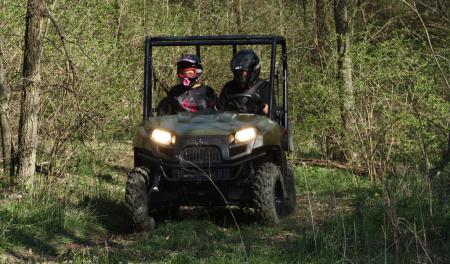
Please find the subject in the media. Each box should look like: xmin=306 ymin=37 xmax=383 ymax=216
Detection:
xmin=219 ymin=49 xmax=269 ymax=114
xmin=157 ymin=54 xmax=217 ymax=115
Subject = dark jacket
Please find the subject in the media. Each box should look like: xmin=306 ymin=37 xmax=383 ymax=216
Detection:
xmin=219 ymin=79 xmax=271 ymax=113
xmin=157 ymin=84 xmax=217 ymax=115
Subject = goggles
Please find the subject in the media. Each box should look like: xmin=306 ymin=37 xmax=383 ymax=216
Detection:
xmin=234 ymin=70 xmax=250 ymax=77
xmin=177 ymin=67 xmax=202 ymax=78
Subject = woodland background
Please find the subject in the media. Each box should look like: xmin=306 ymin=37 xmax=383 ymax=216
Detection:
xmin=0 ymin=0 xmax=449 ymax=263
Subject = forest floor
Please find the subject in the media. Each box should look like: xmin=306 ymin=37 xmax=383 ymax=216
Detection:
xmin=0 ymin=144 xmax=448 ymax=263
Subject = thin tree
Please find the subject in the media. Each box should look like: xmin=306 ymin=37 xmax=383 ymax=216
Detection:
xmin=17 ymin=0 xmax=45 ymax=184
xmin=315 ymin=0 xmax=331 ymax=67
xmin=0 ymin=44 xmax=13 ymax=179
xmin=334 ymin=0 xmax=354 ymax=161
xmin=115 ymin=0 xmax=123 ymax=48
xmin=233 ymin=0 xmax=244 ymax=33
xmin=315 ymin=0 xmax=337 ymax=160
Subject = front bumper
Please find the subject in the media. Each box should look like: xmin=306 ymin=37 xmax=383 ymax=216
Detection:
xmin=134 ymin=148 xmax=266 ymax=207
xmin=134 ymin=134 xmax=262 ymax=181
xmin=134 ymin=147 xmax=266 ymax=181
xmin=133 ymin=135 xmax=269 ymax=208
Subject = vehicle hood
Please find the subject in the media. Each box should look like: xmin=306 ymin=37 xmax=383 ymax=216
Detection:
xmin=142 ymin=112 xmax=278 ymax=136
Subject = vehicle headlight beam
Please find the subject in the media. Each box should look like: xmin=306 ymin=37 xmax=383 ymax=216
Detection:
xmin=151 ymin=129 xmax=175 ymax=145
xmin=234 ymin=127 xmax=256 ymax=143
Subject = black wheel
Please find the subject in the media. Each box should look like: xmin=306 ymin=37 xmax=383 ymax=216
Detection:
xmin=157 ymin=205 xmax=181 ymax=220
xmin=284 ymin=165 xmax=297 ymax=214
xmin=252 ymin=162 xmax=285 ymax=225
xmin=168 ymin=206 xmax=181 ymax=219
xmin=125 ymin=167 xmax=155 ymax=232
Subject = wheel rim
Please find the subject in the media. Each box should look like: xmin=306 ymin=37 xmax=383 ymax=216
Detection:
xmin=274 ymin=180 xmax=284 ymax=217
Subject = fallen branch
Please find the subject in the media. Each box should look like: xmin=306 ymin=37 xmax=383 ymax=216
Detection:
xmin=289 ymin=158 xmax=368 ymax=175
xmin=35 ymin=163 xmax=64 ymax=177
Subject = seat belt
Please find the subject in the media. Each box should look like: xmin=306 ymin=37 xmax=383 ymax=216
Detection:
xmin=246 ymin=79 xmax=267 ymax=95
xmin=240 ymin=79 xmax=267 ymax=106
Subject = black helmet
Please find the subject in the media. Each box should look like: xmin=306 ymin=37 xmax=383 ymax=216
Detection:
xmin=177 ymin=54 xmax=202 ymax=70
xmin=230 ymin=49 xmax=261 ymax=89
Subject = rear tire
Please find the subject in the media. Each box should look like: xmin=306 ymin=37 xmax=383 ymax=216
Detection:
xmin=284 ymin=165 xmax=297 ymax=214
xmin=125 ymin=167 xmax=155 ymax=232
xmin=157 ymin=206 xmax=181 ymax=220
xmin=252 ymin=162 xmax=284 ymax=225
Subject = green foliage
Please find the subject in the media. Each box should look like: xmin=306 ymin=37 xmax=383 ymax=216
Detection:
xmin=1 ymin=0 xmax=448 ymax=168
xmin=0 ymin=0 xmax=449 ymax=262
xmin=349 ymin=34 xmax=449 ymax=167
xmin=1 ymin=150 xmax=449 ymax=262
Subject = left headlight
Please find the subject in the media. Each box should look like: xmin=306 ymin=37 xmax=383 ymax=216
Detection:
xmin=150 ymin=129 xmax=175 ymax=145
xmin=235 ymin=127 xmax=256 ymax=143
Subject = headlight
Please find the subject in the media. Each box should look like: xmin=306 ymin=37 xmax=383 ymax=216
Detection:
xmin=235 ymin=127 xmax=256 ymax=143
xmin=151 ymin=129 xmax=175 ymax=145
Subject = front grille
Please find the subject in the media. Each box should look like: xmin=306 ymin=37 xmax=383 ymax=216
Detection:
xmin=170 ymin=168 xmax=231 ymax=180
xmin=181 ymin=135 xmax=228 ymax=146
xmin=179 ymin=146 xmax=222 ymax=163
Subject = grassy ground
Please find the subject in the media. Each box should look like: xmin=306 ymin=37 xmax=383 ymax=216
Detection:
xmin=0 ymin=144 xmax=448 ymax=263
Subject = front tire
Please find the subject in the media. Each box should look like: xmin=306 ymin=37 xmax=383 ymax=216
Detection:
xmin=252 ymin=162 xmax=285 ymax=225
xmin=125 ymin=167 xmax=155 ymax=232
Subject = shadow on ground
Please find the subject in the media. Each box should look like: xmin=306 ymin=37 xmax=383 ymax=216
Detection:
xmin=173 ymin=206 xmax=260 ymax=228
xmin=79 ymin=196 xmax=132 ymax=234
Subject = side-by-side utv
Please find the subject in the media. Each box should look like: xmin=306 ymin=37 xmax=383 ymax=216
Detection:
xmin=126 ymin=35 xmax=296 ymax=231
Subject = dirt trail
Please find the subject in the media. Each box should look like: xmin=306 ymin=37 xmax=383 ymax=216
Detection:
xmin=1 ymin=145 xmax=356 ymax=262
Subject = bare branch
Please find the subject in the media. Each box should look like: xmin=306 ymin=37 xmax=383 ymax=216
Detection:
xmin=41 ymin=4 xmax=76 ymax=83
xmin=400 ymin=0 xmax=450 ymax=92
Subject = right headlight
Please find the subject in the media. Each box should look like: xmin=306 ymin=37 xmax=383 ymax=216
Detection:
xmin=234 ymin=127 xmax=256 ymax=143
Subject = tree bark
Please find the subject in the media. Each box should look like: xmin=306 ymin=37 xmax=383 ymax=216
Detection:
xmin=430 ymin=131 xmax=450 ymax=178
xmin=315 ymin=0 xmax=331 ymax=67
xmin=17 ymin=0 xmax=44 ymax=184
xmin=301 ymin=0 xmax=308 ymax=26
xmin=334 ymin=0 xmax=354 ymax=160
xmin=0 ymin=44 xmax=13 ymax=178
xmin=114 ymin=0 xmax=123 ymax=48
xmin=233 ymin=0 xmax=244 ymax=33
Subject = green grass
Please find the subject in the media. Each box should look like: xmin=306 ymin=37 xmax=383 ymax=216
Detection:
xmin=0 ymin=183 xmax=104 ymax=260
xmin=0 ymin=144 xmax=126 ymax=261
xmin=0 ymin=146 xmax=449 ymax=263
xmin=65 ymin=220 xmax=342 ymax=264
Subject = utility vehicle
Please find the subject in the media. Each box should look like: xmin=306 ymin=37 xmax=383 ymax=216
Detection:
xmin=126 ymin=35 xmax=296 ymax=231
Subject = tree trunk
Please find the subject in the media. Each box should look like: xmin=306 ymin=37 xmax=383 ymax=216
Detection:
xmin=301 ymin=0 xmax=308 ymax=26
xmin=233 ymin=0 xmax=244 ymax=33
xmin=431 ymin=131 xmax=450 ymax=178
xmin=315 ymin=0 xmax=330 ymax=67
xmin=114 ymin=0 xmax=123 ymax=48
xmin=334 ymin=0 xmax=354 ymax=161
xmin=0 ymin=44 xmax=13 ymax=179
xmin=315 ymin=0 xmax=334 ymax=159
xmin=17 ymin=0 xmax=44 ymax=184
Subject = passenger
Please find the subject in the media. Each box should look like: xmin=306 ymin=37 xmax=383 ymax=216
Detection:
xmin=157 ymin=54 xmax=217 ymax=115
xmin=219 ymin=49 xmax=270 ymax=114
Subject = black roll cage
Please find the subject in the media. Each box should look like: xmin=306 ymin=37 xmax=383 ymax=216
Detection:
xmin=143 ymin=35 xmax=289 ymax=130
